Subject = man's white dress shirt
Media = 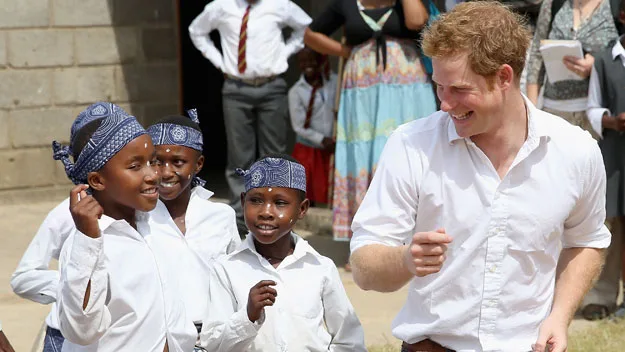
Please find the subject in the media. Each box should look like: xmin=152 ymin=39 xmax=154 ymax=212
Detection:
xmin=11 ymin=198 xmax=74 ymax=331
xmin=148 ymin=186 xmax=241 ymax=324
xmin=200 ymin=233 xmax=366 ymax=352
xmin=188 ymin=0 xmax=311 ymax=79
xmin=351 ymin=97 xmax=611 ymax=351
xmin=57 ymin=213 xmax=196 ymax=352
xmin=586 ymin=37 xmax=625 ymax=137
xmin=288 ymin=73 xmax=337 ymax=148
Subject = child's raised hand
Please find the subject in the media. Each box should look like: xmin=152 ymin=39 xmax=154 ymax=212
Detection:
xmin=69 ymin=184 xmax=104 ymax=239
xmin=321 ymin=137 xmax=336 ymax=151
xmin=247 ymin=280 xmax=277 ymax=322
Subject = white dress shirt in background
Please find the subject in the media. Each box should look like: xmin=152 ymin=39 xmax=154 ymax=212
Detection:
xmin=57 ymin=214 xmax=196 ymax=352
xmin=200 ymin=233 xmax=366 ymax=352
xmin=288 ymin=73 xmax=337 ymax=148
xmin=11 ymin=198 xmax=73 ymax=331
xmin=148 ymin=186 xmax=240 ymax=324
xmin=586 ymin=37 xmax=625 ymax=137
xmin=351 ymin=97 xmax=611 ymax=351
xmin=188 ymin=0 xmax=311 ymax=79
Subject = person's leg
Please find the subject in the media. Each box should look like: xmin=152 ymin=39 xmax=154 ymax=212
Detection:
xmin=222 ymin=80 xmax=258 ymax=235
xmin=256 ymin=78 xmax=288 ymax=157
xmin=581 ymin=217 xmax=622 ymax=319
xmin=43 ymin=327 xmax=64 ymax=352
xmin=616 ymin=216 xmax=625 ymax=317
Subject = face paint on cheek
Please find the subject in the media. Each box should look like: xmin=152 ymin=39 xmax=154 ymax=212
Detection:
xmin=188 ymin=174 xmax=191 ymax=180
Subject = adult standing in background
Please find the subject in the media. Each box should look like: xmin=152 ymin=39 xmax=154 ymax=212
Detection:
xmin=189 ymin=0 xmax=312 ymax=234
xmin=304 ymin=0 xmax=437 ymax=250
xmin=525 ymin=0 xmax=618 ymax=138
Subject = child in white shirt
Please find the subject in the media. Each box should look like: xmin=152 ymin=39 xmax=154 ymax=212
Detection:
xmin=52 ymin=102 xmax=196 ymax=352
xmin=146 ymin=111 xmax=240 ymax=346
xmin=199 ymin=154 xmax=366 ymax=352
xmin=289 ymin=48 xmax=338 ymax=205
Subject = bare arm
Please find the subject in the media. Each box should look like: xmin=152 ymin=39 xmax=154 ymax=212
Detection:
xmin=351 ymin=244 xmax=413 ymax=292
xmin=0 ymin=331 xmax=15 ymax=352
xmin=304 ymin=28 xmax=351 ymax=59
xmin=401 ymin=0 xmax=429 ymax=30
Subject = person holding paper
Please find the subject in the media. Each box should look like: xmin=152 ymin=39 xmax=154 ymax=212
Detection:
xmin=526 ymin=0 xmax=618 ymax=137
xmin=583 ymin=4 xmax=625 ymax=320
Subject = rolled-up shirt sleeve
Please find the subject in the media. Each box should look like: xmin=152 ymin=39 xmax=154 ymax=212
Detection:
xmin=586 ymin=65 xmax=610 ymax=138
xmin=57 ymin=231 xmax=111 ymax=346
xmin=350 ymin=128 xmax=421 ymax=254
xmin=562 ymin=140 xmax=611 ymax=248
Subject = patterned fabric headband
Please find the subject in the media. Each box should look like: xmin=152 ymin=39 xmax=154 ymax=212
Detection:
xmin=236 ymin=157 xmax=306 ymax=193
xmin=146 ymin=109 xmax=206 ymax=187
xmin=52 ymin=102 xmax=147 ymax=185
xmin=147 ymin=109 xmax=203 ymax=152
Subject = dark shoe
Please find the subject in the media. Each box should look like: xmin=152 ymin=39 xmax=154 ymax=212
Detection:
xmin=582 ymin=304 xmax=609 ymax=321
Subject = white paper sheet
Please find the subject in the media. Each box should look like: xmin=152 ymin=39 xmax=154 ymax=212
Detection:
xmin=539 ymin=40 xmax=584 ymax=83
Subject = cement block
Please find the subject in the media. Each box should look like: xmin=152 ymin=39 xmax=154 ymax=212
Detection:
xmin=53 ymin=0 xmax=112 ymax=26
xmin=0 ymin=148 xmax=57 ymax=189
xmin=114 ymin=64 xmax=178 ymax=103
xmin=8 ymin=29 xmax=74 ymax=68
xmin=143 ymin=103 xmax=179 ymax=126
xmin=142 ymin=27 xmax=177 ymax=62
xmin=9 ymin=107 xmax=75 ymax=148
xmin=53 ymin=68 xmax=78 ymax=105
xmin=0 ymin=0 xmax=49 ymax=28
xmin=0 ymin=33 xmax=6 ymax=68
xmin=111 ymin=0 xmax=174 ymax=25
xmin=0 ymin=70 xmax=52 ymax=108
xmin=0 ymin=111 xmax=9 ymax=149
xmin=75 ymin=27 xmax=137 ymax=65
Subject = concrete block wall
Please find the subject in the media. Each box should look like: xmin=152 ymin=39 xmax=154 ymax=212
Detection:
xmin=0 ymin=0 xmax=180 ymax=200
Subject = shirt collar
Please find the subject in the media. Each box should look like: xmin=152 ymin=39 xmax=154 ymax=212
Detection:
xmin=446 ymin=94 xmax=550 ymax=144
xmin=230 ymin=231 xmax=320 ymax=262
xmin=191 ymin=185 xmax=214 ymax=200
xmin=612 ymin=36 xmax=625 ymax=61
xmin=98 ymin=211 xmax=150 ymax=235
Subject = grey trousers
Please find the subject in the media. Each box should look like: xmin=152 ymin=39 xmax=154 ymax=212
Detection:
xmin=222 ymin=77 xmax=288 ymax=233
xmin=583 ymin=217 xmax=623 ymax=309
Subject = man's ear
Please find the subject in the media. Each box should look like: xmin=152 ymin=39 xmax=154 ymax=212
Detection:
xmin=195 ymin=155 xmax=205 ymax=175
xmin=497 ymin=64 xmax=515 ymax=90
xmin=87 ymin=171 xmax=105 ymax=192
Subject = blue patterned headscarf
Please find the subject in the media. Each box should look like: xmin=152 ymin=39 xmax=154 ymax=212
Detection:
xmin=236 ymin=157 xmax=306 ymax=193
xmin=52 ymin=102 xmax=147 ymax=185
xmin=146 ymin=109 xmax=206 ymax=187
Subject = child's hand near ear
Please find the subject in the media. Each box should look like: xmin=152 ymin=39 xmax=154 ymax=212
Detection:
xmin=247 ymin=280 xmax=277 ymax=323
xmin=69 ymin=184 xmax=104 ymax=239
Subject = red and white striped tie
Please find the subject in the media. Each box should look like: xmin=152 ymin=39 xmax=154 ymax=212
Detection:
xmin=237 ymin=5 xmax=251 ymax=74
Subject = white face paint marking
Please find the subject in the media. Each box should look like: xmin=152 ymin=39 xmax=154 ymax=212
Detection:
xmin=278 ymin=213 xmax=284 ymax=219
xmin=165 ymin=163 xmax=169 ymax=168
xmin=144 ymin=143 xmax=148 ymax=149
xmin=188 ymin=174 xmax=191 ymax=179
xmin=165 ymin=148 xmax=170 ymax=153
xmin=289 ymin=219 xmax=293 ymax=224
xmin=266 ymin=204 xmax=271 ymax=208
xmin=268 ymin=188 xmax=272 ymax=192
xmin=146 ymin=161 xmax=151 ymax=167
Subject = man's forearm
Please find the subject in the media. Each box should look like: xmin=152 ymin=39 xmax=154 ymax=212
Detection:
xmin=350 ymin=244 xmax=413 ymax=292
xmin=551 ymin=247 xmax=606 ymax=323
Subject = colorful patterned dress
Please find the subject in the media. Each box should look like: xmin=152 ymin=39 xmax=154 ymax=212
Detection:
xmin=310 ymin=0 xmax=437 ymax=240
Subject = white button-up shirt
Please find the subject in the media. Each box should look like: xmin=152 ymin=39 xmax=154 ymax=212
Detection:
xmin=188 ymin=0 xmax=311 ymax=79
xmin=586 ymin=36 xmax=625 ymax=137
xmin=148 ymin=186 xmax=241 ymax=324
xmin=200 ymin=233 xmax=366 ymax=352
xmin=351 ymin=97 xmax=611 ymax=351
xmin=57 ymin=214 xmax=196 ymax=352
xmin=289 ymin=74 xmax=337 ymax=148
xmin=11 ymin=198 xmax=73 ymax=331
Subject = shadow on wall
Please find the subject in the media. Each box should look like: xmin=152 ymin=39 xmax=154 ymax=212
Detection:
xmin=106 ymin=0 xmax=180 ymax=127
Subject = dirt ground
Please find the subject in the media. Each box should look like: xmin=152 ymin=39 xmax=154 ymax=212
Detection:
xmin=0 ymin=197 xmax=596 ymax=351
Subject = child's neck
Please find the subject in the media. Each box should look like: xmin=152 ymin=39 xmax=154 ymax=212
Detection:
xmin=254 ymin=232 xmax=295 ymax=266
xmin=304 ymin=74 xmax=322 ymax=87
xmin=162 ymin=187 xmax=192 ymax=234
xmin=95 ymin=194 xmax=137 ymax=229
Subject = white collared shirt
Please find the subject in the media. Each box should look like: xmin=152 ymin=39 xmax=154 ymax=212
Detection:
xmin=288 ymin=74 xmax=337 ymax=148
xmin=147 ymin=186 xmax=241 ymax=323
xmin=11 ymin=198 xmax=73 ymax=331
xmin=351 ymin=96 xmax=610 ymax=351
xmin=199 ymin=233 xmax=366 ymax=352
xmin=586 ymin=37 xmax=625 ymax=137
xmin=57 ymin=214 xmax=196 ymax=352
xmin=188 ymin=0 xmax=311 ymax=79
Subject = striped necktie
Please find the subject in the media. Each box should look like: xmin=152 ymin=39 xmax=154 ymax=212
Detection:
xmin=238 ymin=5 xmax=251 ymax=74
